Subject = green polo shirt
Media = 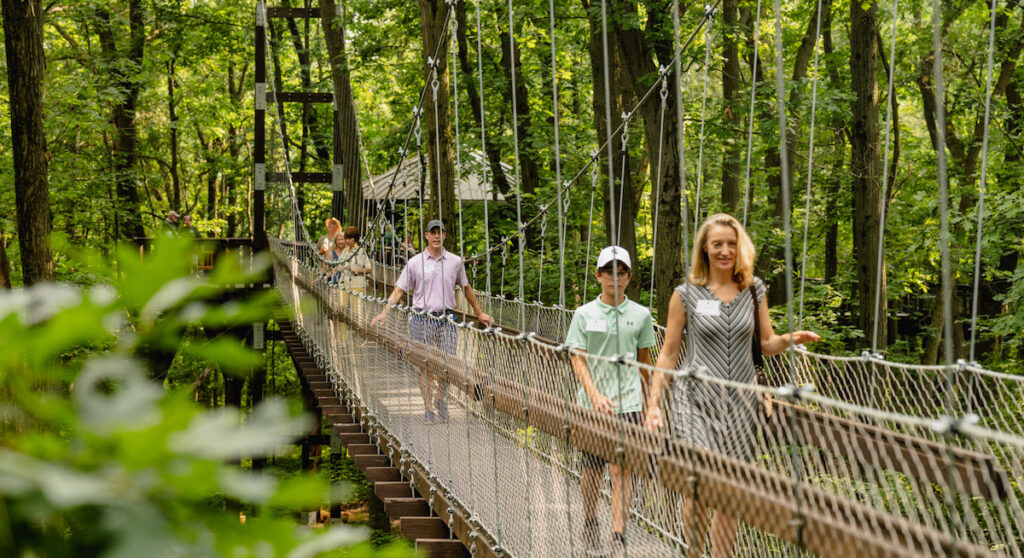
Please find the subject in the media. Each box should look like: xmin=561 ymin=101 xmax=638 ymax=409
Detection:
xmin=565 ymin=297 xmax=656 ymax=414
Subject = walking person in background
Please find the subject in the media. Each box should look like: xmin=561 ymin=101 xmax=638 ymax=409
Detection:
xmin=370 ymin=219 xmax=493 ymax=423
xmin=566 ymin=246 xmax=656 ymax=557
xmin=644 ymin=213 xmax=819 ymax=558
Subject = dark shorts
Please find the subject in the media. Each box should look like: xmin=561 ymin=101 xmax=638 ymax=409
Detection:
xmin=581 ymin=411 xmax=642 ymax=469
xmin=408 ymin=310 xmax=458 ymax=355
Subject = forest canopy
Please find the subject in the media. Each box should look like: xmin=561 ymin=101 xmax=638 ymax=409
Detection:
xmin=1 ymin=0 xmax=1021 ymax=372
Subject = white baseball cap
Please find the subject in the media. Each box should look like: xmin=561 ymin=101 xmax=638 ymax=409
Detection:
xmin=596 ymin=245 xmax=631 ymax=271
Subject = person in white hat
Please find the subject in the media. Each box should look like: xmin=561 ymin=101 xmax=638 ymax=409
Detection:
xmin=565 ymin=245 xmax=655 ymax=556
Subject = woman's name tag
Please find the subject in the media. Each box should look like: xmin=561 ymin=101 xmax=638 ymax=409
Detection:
xmin=696 ymin=299 xmax=721 ymax=316
xmin=585 ymin=318 xmax=608 ymax=332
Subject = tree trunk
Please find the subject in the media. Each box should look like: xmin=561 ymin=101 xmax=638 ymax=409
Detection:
xmin=584 ymin=0 xmax=639 ymax=299
xmin=721 ymin=0 xmax=742 ymax=213
xmin=3 ymin=0 xmax=54 ymax=284
xmin=415 ymin=0 xmax=456 ymax=244
xmin=849 ymin=0 xmax=886 ymax=351
xmin=821 ymin=0 xmax=846 ymax=285
xmin=607 ymin=0 xmax=685 ymax=322
xmin=0 ymin=223 xmax=12 ymax=288
xmin=917 ymin=4 xmax=1022 ymax=363
xmin=454 ymin=1 xmax=512 ymax=196
xmin=96 ymin=0 xmax=146 ymax=240
xmin=168 ymin=56 xmax=181 ymax=211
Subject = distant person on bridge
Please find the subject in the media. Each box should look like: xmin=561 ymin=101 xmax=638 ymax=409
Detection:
xmin=565 ymin=245 xmax=655 ymax=557
xmin=370 ymin=219 xmax=493 ymax=424
xmin=645 ymin=213 xmax=819 ymax=558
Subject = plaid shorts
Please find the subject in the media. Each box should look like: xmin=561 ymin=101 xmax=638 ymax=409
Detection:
xmin=408 ymin=310 xmax=457 ymax=355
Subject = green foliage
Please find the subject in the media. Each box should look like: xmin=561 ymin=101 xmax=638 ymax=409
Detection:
xmin=0 ymin=237 xmax=408 ymax=557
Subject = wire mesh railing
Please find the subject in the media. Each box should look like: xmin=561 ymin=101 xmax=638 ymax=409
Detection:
xmin=273 ymin=238 xmax=1023 ymax=557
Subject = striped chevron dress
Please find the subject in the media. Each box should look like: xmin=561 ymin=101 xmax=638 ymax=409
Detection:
xmin=670 ymin=277 xmax=766 ymax=460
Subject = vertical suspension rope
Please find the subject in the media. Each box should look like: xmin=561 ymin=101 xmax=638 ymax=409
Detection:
xmin=505 ymin=0 xmax=526 ymax=329
xmin=583 ymin=159 xmax=598 ymax=300
xmin=693 ymin=13 xmax=715 ymax=237
xmin=474 ymin=0 xmax=492 ymax=293
xmin=549 ymin=0 xmax=566 ymax=308
xmin=451 ymin=16 xmax=466 ymax=259
xmin=931 ymin=0 xmax=965 ymax=547
xmin=601 ymin=1 xmax=617 ymax=248
xmin=870 ymin=0 xmax=900 ymax=351
xmin=797 ymin=0 xmax=824 ymax=329
xmin=742 ymin=0 xmax=763 ymax=228
xmin=649 ymin=72 xmax=669 ymax=311
xmin=430 ymin=58 xmax=444 ymax=223
xmin=969 ymin=0 xmax=999 ymax=364
xmin=674 ymin=0 xmax=691 ymax=275
xmin=772 ymin=0 xmax=804 ymax=545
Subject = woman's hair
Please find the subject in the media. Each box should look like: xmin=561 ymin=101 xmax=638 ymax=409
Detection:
xmin=689 ymin=213 xmax=756 ymax=288
xmin=344 ymin=226 xmax=360 ymax=243
xmin=325 ymin=217 xmax=342 ymax=233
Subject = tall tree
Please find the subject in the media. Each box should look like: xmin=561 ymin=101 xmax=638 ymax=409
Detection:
xmin=606 ymin=0 xmax=686 ymax=321
xmin=3 ymin=0 xmax=54 ymax=284
xmin=918 ymin=1 xmax=1023 ymax=363
xmin=721 ymin=0 xmax=742 ymax=213
xmin=583 ymin=0 xmax=641 ymax=299
xmin=95 ymin=0 xmax=147 ymax=240
xmin=850 ymin=0 xmax=885 ymax=350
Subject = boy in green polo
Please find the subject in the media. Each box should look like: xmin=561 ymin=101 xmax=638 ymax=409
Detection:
xmin=566 ymin=245 xmax=655 ymax=556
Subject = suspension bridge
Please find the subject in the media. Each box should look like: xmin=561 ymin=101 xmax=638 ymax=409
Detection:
xmin=245 ymin=0 xmax=1024 ymax=556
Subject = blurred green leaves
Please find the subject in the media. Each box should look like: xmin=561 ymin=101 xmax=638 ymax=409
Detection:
xmin=0 ymin=237 xmax=398 ymax=557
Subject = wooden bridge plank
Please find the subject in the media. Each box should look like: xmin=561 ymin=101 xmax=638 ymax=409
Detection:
xmin=376 ymin=481 xmax=415 ymax=500
xmin=364 ymin=467 xmax=402 ymax=482
xmin=352 ymin=454 xmax=389 ymax=469
xmin=415 ymin=539 xmax=469 ymax=558
xmin=400 ymin=517 xmax=449 ymax=541
xmin=385 ymin=497 xmax=429 ymax=519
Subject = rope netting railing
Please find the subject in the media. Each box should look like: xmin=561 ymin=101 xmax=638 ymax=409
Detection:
xmin=272 ymin=238 xmax=1024 ymax=557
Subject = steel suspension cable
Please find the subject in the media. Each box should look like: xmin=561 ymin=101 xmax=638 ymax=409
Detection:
xmin=798 ymin=0 xmax=825 ymax=329
xmin=451 ymin=20 xmax=465 ymax=260
xmin=474 ymin=0 xmax=492 ymax=293
xmin=693 ymin=11 xmax=715 ymax=238
xmin=931 ymin=0 xmax=966 ymax=543
xmin=969 ymin=0 xmax=1000 ymax=364
xmin=772 ymin=0 xmax=805 ymax=545
xmin=549 ymin=0 xmax=566 ymax=308
xmin=742 ymin=0 xmax=763 ymax=228
xmin=870 ymin=0 xmax=901 ymax=351
xmin=506 ymin=0 xmax=526 ymax=329
xmin=461 ymin=6 xmax=717 ymax=265
xmin=648 ymin=72 xmax=669 ymax=312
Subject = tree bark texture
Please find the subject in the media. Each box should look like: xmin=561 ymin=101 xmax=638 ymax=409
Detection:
xmin=0 ymin=225 xmax=10 ymax=288
xmin=95 ymin=0 xmax=146 ymax=240
xmin=821 ymin=1 xmax=845 ymax=284
xmin=720 ymin=0 xmax=742 ymax=213
xmin=415 ymin=0 xmax=456 ymax=244
xmin=849 ymin=0 xmax=886 ymax=351
xmin=3 ymin=0 xmax=54 ymax=284
xmin=584 ymin=0 xmax=640 ymax=299
xmin=606 ymin=0 xmax=685 ymax=322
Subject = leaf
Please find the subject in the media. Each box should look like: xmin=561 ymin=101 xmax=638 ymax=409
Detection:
xmin=169 ymin=398 xmax=310 ymax=460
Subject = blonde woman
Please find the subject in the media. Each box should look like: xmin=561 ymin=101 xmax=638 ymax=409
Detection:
xmin=645 ymin=213 xmax=819 ymax=557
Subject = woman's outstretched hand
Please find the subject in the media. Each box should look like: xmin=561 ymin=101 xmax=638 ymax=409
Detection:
xmin=791 ymin=330 xmax=821 ymax=345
